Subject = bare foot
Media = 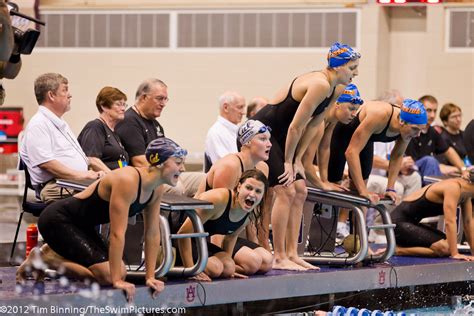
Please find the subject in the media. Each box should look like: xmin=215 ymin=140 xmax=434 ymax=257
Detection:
xmin=289 ymin=256 xmax=320 ymax=270
xmin=16 ymin=247 xmax=47 ymax=284
xmin=272 ymin=258 xmax=307 ymax=271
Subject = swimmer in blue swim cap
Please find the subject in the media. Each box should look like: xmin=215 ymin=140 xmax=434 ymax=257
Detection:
xmin=327 ymin=96 xmax=426 ymax=206
xmin=251 ymin=42 xmax=361 ymax=271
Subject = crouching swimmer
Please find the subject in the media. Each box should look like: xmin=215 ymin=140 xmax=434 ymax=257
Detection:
xmin=17 ymin=137 xmax=188 ymax=302
xmin=391 ymin=169 xmax=474 ymax=260
xmin=177 ymin=169 xmax=273 ymax=281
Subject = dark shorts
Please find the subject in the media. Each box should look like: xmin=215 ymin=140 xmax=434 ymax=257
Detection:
xmin=175 ymin=237 xmax=260 ymax=266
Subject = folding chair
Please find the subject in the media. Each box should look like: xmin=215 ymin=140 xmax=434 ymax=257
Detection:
xmin=9 ymin=158 xmax=47 ymax=265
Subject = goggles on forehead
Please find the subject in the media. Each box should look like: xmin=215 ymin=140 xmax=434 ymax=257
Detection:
xmin=258 ymin=126 xmax=272 ymax=134
xmin=171 ymin=148 xmax=188 ymax=158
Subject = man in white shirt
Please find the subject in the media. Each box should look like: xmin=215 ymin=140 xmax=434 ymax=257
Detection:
xmin=20 ymin=73 xmax=102 ymax=203
xmin=204 ymin=91 xmax=246 ymax=167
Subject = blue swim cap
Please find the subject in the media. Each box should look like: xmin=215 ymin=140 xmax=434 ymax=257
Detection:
xmin=145 ymin=137 xmax=187 ymax=166
xmin=327 ymin=42 xmax=361 ymax=68
xmin=400 ymin=99 xmax=428 ymax=125
xmin=336 ymin=84 xmax=363 ymax=105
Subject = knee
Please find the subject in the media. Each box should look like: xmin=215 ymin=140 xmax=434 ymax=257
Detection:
xmin=276 ymin=186 xmax=297 ymax=201
xmin=219 ymin=257 xmax=236 ymax=278
xmin=430 ymin=240 xmax=450 ymax=257
xmin=259 ymin=252 xmax=273 ymax=273
xmin=239 ymin=252 xmax=262 ymax=275
xmin=295 ymin=184 xmax=308 ymax=201
xmin=205 ymin=257 xmax=224 ymax=278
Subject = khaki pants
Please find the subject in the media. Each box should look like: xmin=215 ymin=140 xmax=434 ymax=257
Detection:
xmin=40 ymin=180 xmax=75 ymax=204
xmin=163 ymin=172 xmax=205 ymax=197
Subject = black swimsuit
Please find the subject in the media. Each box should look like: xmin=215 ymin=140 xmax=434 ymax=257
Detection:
xmin=38 ymin=168 xmax=153 ymax=267
xmin=253 ymin=73 xmax=336 ymax=187
xmin=391 ymin=185 xmax=447 ymax=248
xmin=328 ymin=104 xmax=401 ymax=183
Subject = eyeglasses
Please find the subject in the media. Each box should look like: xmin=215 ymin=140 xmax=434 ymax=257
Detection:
xmin=113 ymin=101 xmax=127 ymax=108
xmin=149 ymin=95 xmax=169 ymax=103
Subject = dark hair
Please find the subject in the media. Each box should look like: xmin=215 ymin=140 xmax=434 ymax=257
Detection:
xmin=418 ymin=95 xmax=438 ymax=104
xmin=439 ymin=103 xmax=461 ymax=124
xmin=95 ymin=86 xmax=127 ymax=113
xmin=234 ymin=169 xmax=269 ymax=228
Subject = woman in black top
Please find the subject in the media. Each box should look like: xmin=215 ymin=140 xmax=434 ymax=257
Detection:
xmin=328 ymin=99 xmax=427 ymax=205
xmin=438 ymin=103 xmax=469 ymax=165
xmin=391 ymin=170 xmax=474 ymax=261
xmin=17 ymin=138 xmax=187 ymax=302
xmin=78 ymin=86 xmax=129 ymax=172
xmin=252 ymin=42 xmax=360 ymax=271
xmin=178 ymin=169 xmax=272 ymax=281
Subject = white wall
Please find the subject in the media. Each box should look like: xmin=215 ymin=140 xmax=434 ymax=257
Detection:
xmin=3 ymin=2 xmax=473 ymax=161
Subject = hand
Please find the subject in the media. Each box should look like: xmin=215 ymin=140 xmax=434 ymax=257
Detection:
xmin=320 ymin=181 xmax=348 ymax=192
xmin=278 ymin=162 xmax=294 ymax=187
xmin=190 ymin=272 xmax=212 ymax=282
xmin=293 ymin=160 xmax=306 ymax=180
xmin=440 ymin=164 xmax=459 ymax=176
xmin=384 ymin=190 xmax=400 ymax=205
xmin=450 ymin=253 xmax=474 ymax=261
xmin=231 ymin=272 xmax=248 ymax=279
xmin=146 ymin=278 xmax=165 ymax=299
xmin=113 ymin=280 xmax=136 ymax=303
xmin=361 ymin=191 xmax=380 ymax=205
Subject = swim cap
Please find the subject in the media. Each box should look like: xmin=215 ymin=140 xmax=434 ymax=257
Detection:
xmin=327 ymin=42 xmax=361 ymax=68
xmin=336 ymin=84 xmax=363 ymax=105
xmin=238 ymin=119 xmax=271 ymax=145
xmin=400 ymin=99 xmax=428 ymax=125
xmin=145 ymin=137 xmax=187 ymax=166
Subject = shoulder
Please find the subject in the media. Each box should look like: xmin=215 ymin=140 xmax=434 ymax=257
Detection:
xmin=433 ymin=125 xmax=444 ymax=135
xmin=304 ymin=73 xmax=331 ymax=94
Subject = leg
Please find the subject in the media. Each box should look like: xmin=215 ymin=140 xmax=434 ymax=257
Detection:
xmin=271 ymin=184 xmax=306 ymax=270
xmin=286 ymin=180 xmax=319 ymax=270
xmin=213 ymin=252 xmax=235 ymax=278
xmin=233 ymin=246 xmax=262 ymax=275
xmin=88 ymin=261 xmax=127 ymax=286
xmin=16 ymin=244 xmax=96 ymax=283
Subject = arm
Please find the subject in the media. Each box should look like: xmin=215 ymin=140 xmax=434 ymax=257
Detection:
xmin=373 ymin=155 xmax=389 ymax=171
xmin=461 ymin=197 xmax=474 ymax=256
xmin=444 ymin=147 xmax=466 ymax=172
xmin=442 ymin=185 xmax=462 ymax=257
xmin=385 ymin=139 xmax=409 ymax=200
xmin=143 ymin=185 xmax=165 ymax=294
xmin=177 ymin=189 xmax=225 ymax=268
xmin=222 ymin=226 xmax=244 ymax=256
xmin=281 ymin=80 xmax=331 ymax=185
xmin=39 ymin=160 xmax=100 ymax=181
xmin=345 ymin=113 xmax=382 ymax=197
xmin=107 ymin=174 xmax=138 ymax=298
xmin=301 ymin=123 xmax=325 ymax=188
xmin=87 ymin=157 xmax=111 ymax=173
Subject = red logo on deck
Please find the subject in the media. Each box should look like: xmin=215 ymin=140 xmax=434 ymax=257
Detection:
xmin=378 ymin=270 xmax=386 ymax=285
xmin=186 ymin=285 xmax=196 ymax=302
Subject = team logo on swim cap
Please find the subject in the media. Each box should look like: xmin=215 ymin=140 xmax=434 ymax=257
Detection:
xmin=328 ymin=47 xmax=350 ymax=58
xmin=149 ymin=153 xmax=160 ymax=165
xmin=401 ymin=105 xmax=422 ymax=114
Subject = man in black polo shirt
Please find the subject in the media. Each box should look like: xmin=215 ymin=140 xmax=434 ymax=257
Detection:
xmin=406 ymin=95 xmax=467 ymax=180
xmin=116 ymin=78 xmax=203 ymax=196
xmin=116 ymin=78 xmax=166 ymax=166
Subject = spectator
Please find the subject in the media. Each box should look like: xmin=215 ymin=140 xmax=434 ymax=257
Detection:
xmin=115 ymin=78 xmax=203 ymax=197
xmin=405 ymin=95 xmax=467 ymax=179
xmin=78 ymin=86 xmax=129 ymax=172
xmin=437 ymin=102 xmax=470 ymax=166
xmin=205 ymin=91 xmax=246 ymax=165
xmin=20 ymin=73 xmax=102 ymax=203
